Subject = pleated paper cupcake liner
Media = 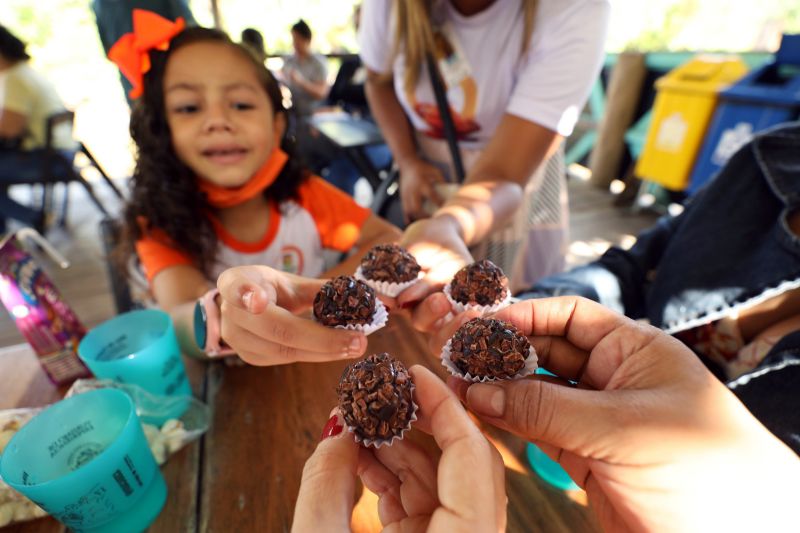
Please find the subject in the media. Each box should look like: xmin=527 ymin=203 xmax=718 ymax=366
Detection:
xmin=314 ymin=298 xmax=388 ymax=336
xmin=440 ymin=338 xmax=538 ymax=383
xmin=354 ymin=266 xmax=422 ymax=298
xmin=443 ymin=283 xmax=512 ymax=315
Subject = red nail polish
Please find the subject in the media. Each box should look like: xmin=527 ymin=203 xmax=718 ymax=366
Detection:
xmin=320 ymin=414 xmax=343 ymax=441
xmin=400 ymin=300 xmax=421 ymax=310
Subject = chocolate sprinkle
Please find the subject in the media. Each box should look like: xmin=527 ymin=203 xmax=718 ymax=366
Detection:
xmin=313 ymin=276 xmax=376 ymax=327
xmin=450 ymin=317 xmax=530 ymax=379
xmin=337 ymin=352 xmax=415 ymax=441
xmin=450 ymin=259 xmax=508 ymax=306
xmin=360 ymin=244 xmax=421 ymax=283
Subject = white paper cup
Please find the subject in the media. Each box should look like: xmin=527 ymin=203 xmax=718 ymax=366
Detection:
xmin=354 ymin=266 xmax=422 ymax=298
xmin=440 ymin=338 xmax=538 ymax=383
xmin=443 ymin=283 xmax=512 ymax=315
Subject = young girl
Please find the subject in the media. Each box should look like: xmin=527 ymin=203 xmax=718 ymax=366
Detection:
xmin=113 ymin=16 xmax=400 ymax=359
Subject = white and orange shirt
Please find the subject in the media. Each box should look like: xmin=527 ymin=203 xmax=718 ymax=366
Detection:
xmin=135 ymin=177 xmax=371 ymax=284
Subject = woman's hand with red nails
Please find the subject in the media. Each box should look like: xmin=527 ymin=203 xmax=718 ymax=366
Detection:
xmin=293 ymin=410 xmax=358 ymax=533
xmin=442 ymin=296 xmax=800 ymax=533
xmin=293 ymin=367 xmax=506 ymax=533
xmin=216 ymin=266 xmax=367 ymax=365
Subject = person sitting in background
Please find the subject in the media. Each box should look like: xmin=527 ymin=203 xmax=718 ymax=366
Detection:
xmin=240 ymin=27 xmax=267 ymax=64
xmin=280 ymin=20 xmax=333 ymax=174
xmin=282 ymin=19 xmax=329 ymax=121
xmin=409 ymin=121 xmax=800 ymax=453
xmin=0 ymin=25 xmax=76 ymax=234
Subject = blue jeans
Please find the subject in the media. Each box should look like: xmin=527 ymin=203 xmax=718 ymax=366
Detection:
xmin=0 ymin=149 xmax=76 ymax=232
xmin=323 ymin=144 xmax=393 ymax=196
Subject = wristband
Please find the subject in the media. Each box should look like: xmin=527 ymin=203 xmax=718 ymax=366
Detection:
xmin=193 ymin=288 xmax=236 ymax=357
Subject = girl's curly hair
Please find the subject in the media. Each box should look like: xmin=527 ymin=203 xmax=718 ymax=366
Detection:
xmin=118 ymin=26 xmax=308 ymax=278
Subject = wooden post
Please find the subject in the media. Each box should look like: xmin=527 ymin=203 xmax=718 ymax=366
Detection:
xmin=588 ymin=52 xmax=647 ymax=189
xmin=210 ymin=0 xmax=223 ymax=29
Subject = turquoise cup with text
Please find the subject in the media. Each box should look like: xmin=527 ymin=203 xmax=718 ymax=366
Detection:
xmin=0 ymin=389 xmax=167 ymax=532
xmin=78 ymin=309 xmax=191 ymax=425
xmin=526 ymin=368 xmax=579 ymax=490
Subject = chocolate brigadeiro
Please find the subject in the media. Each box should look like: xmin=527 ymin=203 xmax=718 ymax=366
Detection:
xmin=450 ymin=259 xmax=508 ymax=306
xmin=360 ymin=244 xmax=421 ymax=283
xmin=337 ymin=352 xmax=416 ymax=444
xmin=313 ymin=276 xmax=376 ymax=327
xmin=450 ymin=317 xmax=531 ymax=380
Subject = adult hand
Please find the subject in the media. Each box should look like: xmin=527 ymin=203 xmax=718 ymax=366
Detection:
xmin=436 ymin=297 xmax=800 ymax=533
xmin=217 ymin=266 xmax=367 ymax=365
xmin=398 ymin=157 xmax=446 ymax=224
xmin=392 ymin=216 xmax=472 ymax=312
xmin=292 ymin=365 xmax=506 ymax=532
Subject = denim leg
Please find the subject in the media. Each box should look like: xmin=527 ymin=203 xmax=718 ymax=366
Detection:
xmin=0 ymin=188 xmax=41 ymax=230
xmin=0 ymin=149 xmax=75 ymax=230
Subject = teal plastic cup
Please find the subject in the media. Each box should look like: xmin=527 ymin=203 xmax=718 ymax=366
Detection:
xmin=0 ymin=389 xmax=167 ymax=532
xmin=526 ymin=368 xmax=579 ymax=491
xmin=78 ymin=309 xmax=191 ymax=424
xmin=526 ymin=442 xmax=579 ymax=491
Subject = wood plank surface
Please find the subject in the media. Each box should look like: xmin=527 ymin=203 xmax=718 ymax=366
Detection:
xmin=198 ymin=314 xmax=599 ymax=532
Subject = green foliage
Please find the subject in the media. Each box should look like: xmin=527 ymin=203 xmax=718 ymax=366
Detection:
xmin=624 ymin=0 xmax=699 ymax=51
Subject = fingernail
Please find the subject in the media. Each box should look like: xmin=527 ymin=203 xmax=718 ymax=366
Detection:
xmin=467 ymin=384 xmax=505 ymax=418
xmin=320 ymin=414 xmax=344 ymax=441
xmin=242 ymin=290 xmax=254 ymax=310
xmin=430 ymin=296 xmax=450 ymax=314
xmin=401 ymin=299 xmax=421 ymax=310
xmin=346 ymin=336 xmax=365 ymax=357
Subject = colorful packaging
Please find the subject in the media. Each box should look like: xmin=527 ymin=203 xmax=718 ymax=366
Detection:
xmin=0 ymin=229 xmax=91 ymax=384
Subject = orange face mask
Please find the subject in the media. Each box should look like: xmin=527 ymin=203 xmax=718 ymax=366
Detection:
xmin=197 ymin=148 xmax=288 ymax=208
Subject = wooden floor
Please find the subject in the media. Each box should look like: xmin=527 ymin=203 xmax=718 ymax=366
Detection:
xmin=0 ymin=175 xmax=657 ymax=347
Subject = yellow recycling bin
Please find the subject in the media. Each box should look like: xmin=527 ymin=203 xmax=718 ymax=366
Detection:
xmin=635 ymin=56 xmax=748 ymax=191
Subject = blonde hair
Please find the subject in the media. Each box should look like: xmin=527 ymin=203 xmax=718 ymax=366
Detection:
xmin=391 ymin=0 xmax=538 ymax=95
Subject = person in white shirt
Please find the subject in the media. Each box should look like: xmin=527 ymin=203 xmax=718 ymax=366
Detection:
xmin=358 ymin=0 xmax=609 ymax=306
xmin=0 ymin=25 xmax=75 ymax=233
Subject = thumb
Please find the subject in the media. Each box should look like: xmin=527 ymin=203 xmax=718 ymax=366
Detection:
xmin=217 ymin=266 xmax=274 ymax=314
xmin=463 ymin=379 xmax=626 ymax=457
xmin=292 ymin=410 xmax=358 ymax=533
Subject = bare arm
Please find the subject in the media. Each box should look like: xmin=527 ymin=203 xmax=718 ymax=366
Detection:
xmin=435 ymin=114 xmax=563 ymax=246
xmin=397 ymin=115 xmax=564 ymax=306
xmin=288 ymin=65 xmax=330 ymax=101
xmin=364 ymin=70 xmax=418 ymax=168
xmin=0 ymin=108 xmax=27 ymax=139
xmin=365 ymin=70 xmax=448 ymax=221
xmin=296 ymin=75 xmax=330 ymax=101
xmin=150 ymin=265 xmax=213 ymax=359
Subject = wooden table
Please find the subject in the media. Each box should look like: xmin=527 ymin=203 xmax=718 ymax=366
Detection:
xmin=1 ymin=316 xmax=598 ymax=532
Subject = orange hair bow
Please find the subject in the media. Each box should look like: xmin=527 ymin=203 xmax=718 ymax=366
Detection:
xmin=108 ymin=9 xmax=185 ymax=99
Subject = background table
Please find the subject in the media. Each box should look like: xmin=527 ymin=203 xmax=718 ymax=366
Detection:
xmin=309 ymin=112 xmax=388 ymax=191
xmin=1 ymin=315 xmax=599 ymax=532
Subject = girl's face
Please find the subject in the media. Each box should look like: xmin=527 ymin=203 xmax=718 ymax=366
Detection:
xmin=163 ymin=41 xmax=285 ymax=189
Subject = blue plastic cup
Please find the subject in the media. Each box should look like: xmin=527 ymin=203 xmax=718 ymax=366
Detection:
xmin=0 ymin=389 xmax=167 ymax=532
xmin=78 ymin=309 xmax=191 ymax=424
xmin=526 ymin=442 xmax=579 ymax=491
xmin=526 ymin=367 xmax=579 ymax=490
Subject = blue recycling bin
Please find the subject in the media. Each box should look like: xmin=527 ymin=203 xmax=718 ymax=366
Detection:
xmin=688 ymin=34 xmax=800 ymax=194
